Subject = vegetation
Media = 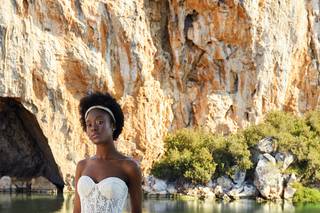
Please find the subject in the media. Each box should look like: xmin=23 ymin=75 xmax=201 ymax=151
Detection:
xmin=151 ymin=129 xmax=216 ymax=184
xmin=151 ymin=129 xmax=252 ymax=184
xmin=151 ymin=110 xmax=320 ymax=185
xmin=293 ymin=182 xmax=320 ymax=203
xmin=243 ymin=111 xmax=320 ymax=184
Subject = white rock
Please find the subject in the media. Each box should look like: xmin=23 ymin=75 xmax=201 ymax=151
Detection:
xmin=238 ymin=183 xmax=258 ymax=198
xmin=257 ymin=137 xmax=276 ymax=153
xmin=275 ymin=152 xmax=294 ymax=171
xmin=142 ymin=185 xmax=153 ymax=193
xmin=228 ymin=186 xmax=243 ymax=199
xmin=152 ymin=178 xmax=167 ymax=192
xmin=230 ymin=166 xmax=246 ymax=185
xmin=284 ymin=186 xmax=296 ymax=200
xmin=31 ymin=176 xmax=56 ymax=191
xmin=262 ymin=153 xmax=276 ymax=165
xmin=0 ymin=176 xmax=11 ymax=191
xmin=284 ymin=174 xmax=297 ymax=199
xmin=214 ymin=185 xmax=224 ymax=198
xmin=199 ymin=187 xmax=215 ymax=200
xmin=222 ymin=194 xmax=231 ymax=202
xmin=217 ymin=176 xmax=234 ymax=191
xmin=254 ymin=155 xmax=284 ymax=199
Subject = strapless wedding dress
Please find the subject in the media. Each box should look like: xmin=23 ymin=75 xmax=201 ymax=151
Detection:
xmin=77 ymin=176 xmax=128 ymax=213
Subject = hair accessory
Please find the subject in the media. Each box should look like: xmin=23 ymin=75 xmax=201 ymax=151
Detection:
xmin=85 ymin=105 xmax=116 ymax=125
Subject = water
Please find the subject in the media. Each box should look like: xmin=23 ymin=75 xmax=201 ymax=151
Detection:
xmin=0 ymin=193 xmax=320 ymax=213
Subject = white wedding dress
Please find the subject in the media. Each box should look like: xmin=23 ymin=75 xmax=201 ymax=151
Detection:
xmin=77 ymin=176 xmax=128 ymax=213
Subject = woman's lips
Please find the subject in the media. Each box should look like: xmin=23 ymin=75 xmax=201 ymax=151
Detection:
xmin=91 ymin=134 xmax=99 ymax=139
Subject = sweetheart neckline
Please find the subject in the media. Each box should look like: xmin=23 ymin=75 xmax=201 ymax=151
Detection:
xmin=79 ymin=175 xmax=128 ymax=189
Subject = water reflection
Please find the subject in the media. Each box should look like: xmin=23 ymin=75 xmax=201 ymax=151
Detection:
xmin=0 ymin=193 xmax=320 ymax=213
xmin=138 ymin=199 xmax=294 ymax=213
xmin=0 ymin=193 xmax=64 ymax=213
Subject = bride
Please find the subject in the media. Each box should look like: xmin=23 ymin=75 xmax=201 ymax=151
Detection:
xmin=73 ymin=92 xmax=142 ymax=213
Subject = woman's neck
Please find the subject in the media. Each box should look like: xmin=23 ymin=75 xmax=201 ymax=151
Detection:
xmin=95 ymin=143 xmax=119 ymax=159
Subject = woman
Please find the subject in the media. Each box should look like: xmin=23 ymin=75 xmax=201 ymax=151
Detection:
xmin=73 ymin=92 xmax=142 ymax=213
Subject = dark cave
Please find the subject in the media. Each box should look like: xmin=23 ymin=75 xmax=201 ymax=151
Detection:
xmin=0 ymin=97 xmax=64 ymax=192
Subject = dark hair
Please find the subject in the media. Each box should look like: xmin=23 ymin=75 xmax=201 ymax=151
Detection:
xmin=79 ymin=92 xmax=124 ymax=140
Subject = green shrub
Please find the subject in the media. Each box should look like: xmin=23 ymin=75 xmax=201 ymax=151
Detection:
xmin=293 ymin=182 xmax=320 ymax=203
xmin=151 ymin=129 xmax=252 ymax=183
xmin=151 ymin=129 xmax=216 ymax=184
xmin=207 ymin=133 xmax=252 ymax=177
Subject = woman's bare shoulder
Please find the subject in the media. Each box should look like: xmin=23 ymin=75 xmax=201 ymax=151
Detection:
xmin=121 ymin=157 xmax=141 ymax=176
xmin=76 ymin=159 xmax=89 ymax=172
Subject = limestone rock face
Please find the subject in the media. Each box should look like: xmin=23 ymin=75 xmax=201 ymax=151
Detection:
xmin=0 ymin=0 xmax=320 ymax=190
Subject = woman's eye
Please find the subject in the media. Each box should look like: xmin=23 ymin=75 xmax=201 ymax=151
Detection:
xmin=97 ymin=120 xmax=104 ymax=125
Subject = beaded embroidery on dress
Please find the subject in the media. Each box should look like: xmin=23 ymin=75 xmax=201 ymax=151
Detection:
xmin=77 ymin=176 xmax=128 ymax=213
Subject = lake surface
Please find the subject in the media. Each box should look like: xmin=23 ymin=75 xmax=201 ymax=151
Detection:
xmin=0 ymin=193 xmax=320 ymax=213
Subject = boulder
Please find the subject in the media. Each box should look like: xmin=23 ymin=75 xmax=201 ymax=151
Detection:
xmin=217 ymin=176 xmax=234 ymax=192
xmin=143 ymin=175 xmax=168 ymax=195
xmin=257 ymin=137 xmax=276 ymax=153
xmin=186 ymin=188 xmax=198 ymax=197
xmin=238 ymin=183 xmax=258 ymax=198
xmin=275 ymin=152 xmax=294 ymax=171
xmin=227 ymin=186 xmax=243 ymax=200
xmin=197 ymin=186 xmax=215 ymax=200
xmin=31 ymin=176 xmax=57 ymax=192
xmin=284 ymin=174 xmax=297 ymax=199
xmin=230 ymin=166 xmax=246 ymax=186
xmin=214 ymin=185 xmax=224 ymax=198
xmin=228 ymin=182 xmax=258 ymax=199
xmin=222 ymin=194 xmax=231 ymax=202
xmin=262 ymin=153 xmax=276 ymax=164
xmin=284 ymin=186 xmax=296 ymax=200
xmin=152 ymin=178 xmax=167 ymax=192
xmin=144 ymin=175 xmax=156 ymax=187
xmin=11 ymin=178 xmax=31 ymax=191
xmin=142 ymin=184 xmax=153 ymax=194
xmin=0 ymin=176 xmax=11 ymax=191
xmin=254 ymin=154 xmax=284 ymax=199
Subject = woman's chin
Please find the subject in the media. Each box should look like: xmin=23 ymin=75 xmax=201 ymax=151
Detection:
xmin=90 ymin=138 xmax=102 ymax=144
xmin=90 ymin=136 xmax=113 ymax=145
xmin=91 ymin=138 xmax=108 ymax=145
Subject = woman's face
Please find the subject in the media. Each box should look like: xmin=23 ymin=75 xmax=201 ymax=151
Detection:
xmin=85 ymin=109 xmax=114 ymax=144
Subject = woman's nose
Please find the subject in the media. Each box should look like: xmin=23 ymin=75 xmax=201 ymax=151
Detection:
xmin=90 ymin=123 xmax=98 ymax=132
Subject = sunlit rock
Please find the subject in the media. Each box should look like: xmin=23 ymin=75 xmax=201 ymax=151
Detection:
xmin=217 ymin=176 xmax=234 ymax=192
xmin=0 ymin=176 xmax=11 ymax=191
xmin=257 ymin=137 xmax=276 ymax=154
xmin=275 ymin=152 xmax=294 ymax=171
xmin=230 ymin=166 xmax=246 ymax=186
xmin=284 ymin=174 xmax=297 ymax=200
xmin=254 ymin=154 xmax=284 ymax=199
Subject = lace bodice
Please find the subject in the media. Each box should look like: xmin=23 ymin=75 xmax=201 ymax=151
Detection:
xmin=77 ymin=176 xmax=128 ymax=213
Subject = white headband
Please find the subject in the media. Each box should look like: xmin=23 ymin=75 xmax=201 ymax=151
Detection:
xmin=85 ymin=105 xmax=116 ymax=125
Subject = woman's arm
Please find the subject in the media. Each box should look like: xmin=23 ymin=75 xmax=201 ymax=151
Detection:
xmin=73 ymin=160 xmax=86 ymax=213
xmin=126 ymin=160 xmax=142 ymax=213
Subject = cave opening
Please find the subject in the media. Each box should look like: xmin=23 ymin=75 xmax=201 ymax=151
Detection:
xmin=0 ymin=97 xmax=64 ymax=192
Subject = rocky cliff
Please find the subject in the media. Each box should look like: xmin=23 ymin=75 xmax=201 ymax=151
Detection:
xmin=0 ymin=0 xmax=319 ymax=191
